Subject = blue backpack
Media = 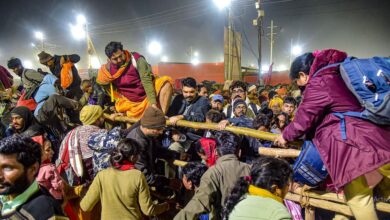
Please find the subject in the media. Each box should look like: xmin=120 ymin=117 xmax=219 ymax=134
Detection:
xmin=293 ymin=140 xmax=328 ymax=187
xmin=314 ymin=56 xmax=390 ymax=140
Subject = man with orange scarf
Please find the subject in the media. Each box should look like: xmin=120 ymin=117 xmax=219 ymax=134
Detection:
xmin=97 ymin=41 xmax=172 ymax=119
xmin=38 ymin=51 xmax=83 ymax=100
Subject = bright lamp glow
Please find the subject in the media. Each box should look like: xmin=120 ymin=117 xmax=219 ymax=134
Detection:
xmin=161 ymin=56 xmax=168 ymax=62
xmin=261 ymin=64 xmax=269 ymax=72
xmin=213 ymin=0 xmax=232 ymax=10
xmin=193 ymin=51 xmax=199 ymax=57
xmin=191 ymin=58 xmax=200 ymax=65
xmin=70 ymin=23 xmax=86 ymax=40
xmin=91 ymin=56 xmax=100 ymax=69
xmin=148 ymin=41 xmax=162 ymax=56
xmin=23 ymin=60 xmax=33 ymax=69
xmin=291 ymin=45 xmax=303 ymax=56
xmin=34 ymin=31 xmax=44 ymax=40
xmin=31 ymin=43 xmax=36 ymax=47
xmin=77 ymin=14 xmax=87 ymax=25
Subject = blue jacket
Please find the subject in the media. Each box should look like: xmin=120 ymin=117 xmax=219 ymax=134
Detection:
xmin=167 ymin=94 xmax=210 ymax=122
xmin=227 ymin=115 xmax=253 ymax=129
xmin=33 ymin=74 xmax=58 ymax=116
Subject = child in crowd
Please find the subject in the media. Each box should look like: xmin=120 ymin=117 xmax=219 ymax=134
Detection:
xmin=182 ymin=162 xmax=208 ymax=191
xmin=36 ymin=138 xmax=63 ymax=200
xmin=182 ymin=162 xmax=209 ymax=220
xmin=80 ymin=138 xmax=171 ymax=220
xmin=222 ymin=156 xmax=293 ymax=220
xmin=271 ymin=112 xmax=290 ymax=134
xmin=168 ymin=129 xmax=188 ymax=153
xmin=195 ymin=137 xmax=217 ymax=167
xmin=79 ymin=79 xmax=93 ymax=106
xmin=204 ymin=109 xmax=225 ymax=138
xmin=253 ymin=113 xmax=272 ymax=132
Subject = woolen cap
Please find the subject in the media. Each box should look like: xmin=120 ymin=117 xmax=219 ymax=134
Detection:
xmin=233 ymin=99 xmax=247 ymax=110
xmin=38 ymin=51 xmax=53 ymax=64
xmin=141 ymin=107 xmax=166 ymax=129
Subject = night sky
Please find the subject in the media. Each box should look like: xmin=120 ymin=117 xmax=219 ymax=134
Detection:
xmin=0 ymin=0 xmax=389 ymax=71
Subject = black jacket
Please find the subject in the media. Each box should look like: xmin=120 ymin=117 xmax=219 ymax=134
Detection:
xmin=167 ymin=95 xmax=211 ymax=140
xmin=0 ymin=188 xmax=67 ymax=220
xmin=126 ymin=122 xmax=177 ymax=189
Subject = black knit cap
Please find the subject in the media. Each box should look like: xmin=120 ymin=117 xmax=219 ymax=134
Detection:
xmin=233 ymin=99 xmax=247 ymax=110
xmin=141 ymin=107 xmax=166 ymax=129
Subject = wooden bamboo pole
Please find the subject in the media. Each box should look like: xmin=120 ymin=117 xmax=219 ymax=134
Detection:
xmin=173 ymin=160 xmax=188 ymax=167
xmin=291 ymin=186 xmax=346 ymax=203
xmin=258 ymin=147 xmax=300 ymax=158
xmin=104 ymin=113 xmax=302 ymax=146
xmin=172 ymin=160 xmax=390 ymax=214
xmin=105 ymin=114 xmax=390 ymax=214
xmin=291 ymin=186 xmax=390 ymax=213
xmin=285 ymin=192 xmax=354 ymax=216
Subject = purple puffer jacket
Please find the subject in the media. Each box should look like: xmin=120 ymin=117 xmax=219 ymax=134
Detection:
xmin=283 ymin=49 xmax=390 ymax=188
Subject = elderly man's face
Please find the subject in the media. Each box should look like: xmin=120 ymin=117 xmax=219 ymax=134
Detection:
xmin=0 ymin=154 xmax=37 ymax=197
xmin=11 ymin=114 xmax=24 ymax=131
xmin=271 ymin=103 xmax=282 ymax=115
xmin=234 ymin=104 xmax=247 ymax=117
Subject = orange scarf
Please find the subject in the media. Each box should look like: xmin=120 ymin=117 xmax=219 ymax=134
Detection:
xmin=60 ymin=62 xmax=74 ymax=89
xmin=96 ymin=50 xmax=131 ymax=85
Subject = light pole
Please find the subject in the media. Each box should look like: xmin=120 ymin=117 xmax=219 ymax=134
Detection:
xmin=70 ymin=14 xmax=99 ymax=69
xmin=213 ymin=0 xmax=232 ymax=80
xmin=34 ymin=31 xmax=44 ymax=51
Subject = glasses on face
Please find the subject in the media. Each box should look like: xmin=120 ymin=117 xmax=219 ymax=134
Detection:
xmin=235 ymin=105 xmax=247 ymax=110
xmin=232 ymin=89 xmax=245 ymax=94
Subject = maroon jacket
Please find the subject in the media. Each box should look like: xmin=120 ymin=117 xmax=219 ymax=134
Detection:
xmin=283 ymin=49 xmax=390 ymax=188
xmin=110 ymin=52 xmax=146 ymax=102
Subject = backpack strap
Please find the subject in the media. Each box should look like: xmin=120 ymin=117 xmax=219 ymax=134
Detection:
xmin=333 ymin=112 xmax=368 ymax=141
xmin=23 ymin=69 xmax=42 ymax=85
xmin=227 ymin=105 xmax=232 ymax=118
xmin=312 ymin=62 xmax=342 ymax=78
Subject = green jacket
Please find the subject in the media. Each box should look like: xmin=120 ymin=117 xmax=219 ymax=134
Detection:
xmin=174 ymin=155 xmax=251 ymax=220
xmin=80 ymin=168 xmax=168 ymax=220
xmin=229 ymin=195 xmax=292 ymax=220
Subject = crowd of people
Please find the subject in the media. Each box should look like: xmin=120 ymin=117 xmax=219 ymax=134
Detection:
xmin=0 ymin=43 xmax=389 ymax=220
